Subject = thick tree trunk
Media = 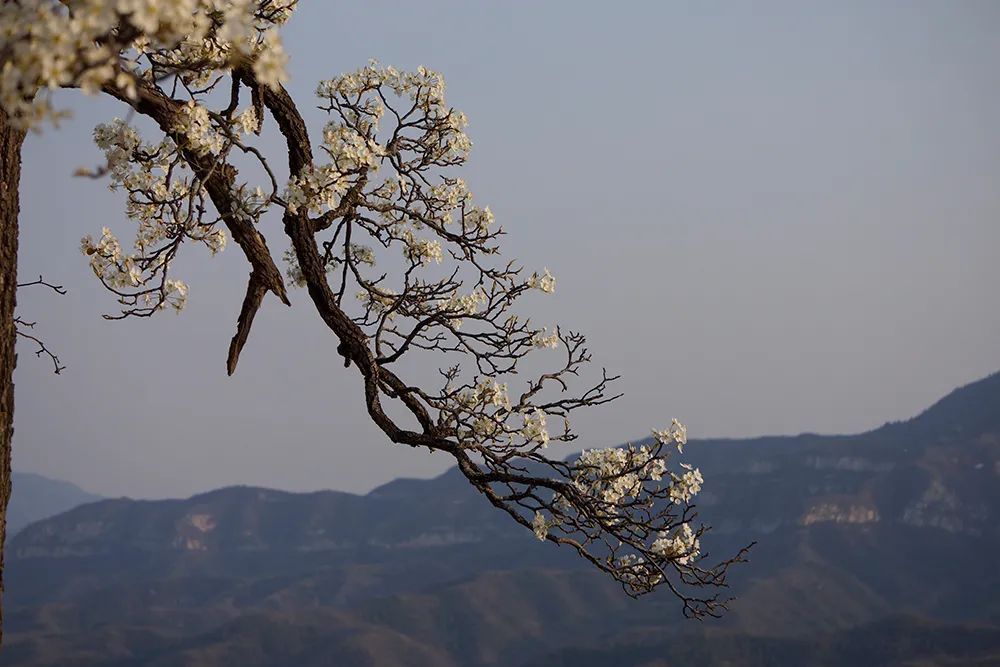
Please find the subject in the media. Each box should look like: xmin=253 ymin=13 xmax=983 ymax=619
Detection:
xmin=0 ymin=107 xmax=25 ymax=646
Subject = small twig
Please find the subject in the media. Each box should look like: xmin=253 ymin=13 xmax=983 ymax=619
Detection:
xmin=17 ymin=274 xmax=67 ymax=295
xmin=14 ymin=276 xmax=68 ymax=373
xmin=14 ymin=319 xmax=65 ymax=374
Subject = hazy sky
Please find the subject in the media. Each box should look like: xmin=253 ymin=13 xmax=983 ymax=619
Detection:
xmin=12 ymin=1 xmax=1000 ymax=498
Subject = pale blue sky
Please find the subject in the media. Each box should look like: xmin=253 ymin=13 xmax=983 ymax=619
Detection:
xmin=13 ymin=1 xmax=1000 ymax=498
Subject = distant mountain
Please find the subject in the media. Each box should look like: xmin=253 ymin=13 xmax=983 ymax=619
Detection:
xmin=523 ymin=616 xmax=1000 ymax=667
xmin=2 ymin=371 xmax=999 ymax=666
xmin=5 ymin=472 xmax=102 ymax=538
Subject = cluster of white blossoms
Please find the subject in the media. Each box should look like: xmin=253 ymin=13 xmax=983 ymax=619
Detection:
xmin=528 ymin=419 xmax=707 ymax=582
xmin=459 ymin=380 xmax=512 ymax=411
xmin=425 ymin=178 xmax=471 ymax=223
xmin=149 ymin=2 xmax=289 ymax=89
xmin=451 ymin=379 xmax=523 ymax=443
xmin=527 ymin=268 xmax=556 ymax=294
xmin=436 ymin=289 xmax=487 ymax=322
xmin=350 ymin=244 xmax=377 ymax=266
xmin=0 ymin=0 xmax=294 ymax=129
xmin=284 ymin=164 xmax=348 ymax=215
xmin=570 ymin=446 xmax=663 ymax=508
xmin=613 ymin=553 xmax=665 ymax=588
xmin=321 ymin=122 xmax=385 ymax=172
xmin=80 ymin=227 xmax=188 ymax=312
xmin=81 ymin=115 xmax=241 ymax=314
xmin=93 ymin=119 xmax=143 ymax=182
xmin=235 ymin=106 xmax=260 ymax=135
xmin=282 ymin=62 xmax=484 ymax=292
xmin=162 ymin=278 xmax=190 ymax=311
xmin=669 ymin=464 xmax=704 ymax=504
xmin=171 ymin=101 xmax=224 ymax=156
xmin=80 ymin=227 xmax=137 ymax=288
xmin=651 ymin=523 xmax=700 ymax=565
xmin=401 ymin=230 xmax=444 ymax=266
xmin=314 ymin=61 xmax=472 ymax=161
xmin=464 ymin=206 xmax=495 ymax=233
xmin=521 ymin=408 xmax=550 ymax=447
xmin=250 ymin=25 xmax=289 ymax=89
xmin=653 ymin=418 xmax=688 ymax=452
xmin=354 ymin=287 xmax=399 ymax=318
xmin=276 ymin=61 xmax=572 ymax=442
xmin=317 ymin=62 xmax=443 ymax=102
xmin=533 ymin=511 xmax=556 ymax=541
xmin=532 ymin=327 xmax=560 ymax=349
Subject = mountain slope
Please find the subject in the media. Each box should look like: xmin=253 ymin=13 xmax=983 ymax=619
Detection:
xmin=5 ymin=472 xmax=102 ymax=538
xmin=2 ymin=371 xmax=999 ymax=666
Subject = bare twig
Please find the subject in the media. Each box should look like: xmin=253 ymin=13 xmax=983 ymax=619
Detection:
xmin=17 ymin=274 xmax=67 ymax=295
xmin=14 ymin=317 xmax=65 ymax=374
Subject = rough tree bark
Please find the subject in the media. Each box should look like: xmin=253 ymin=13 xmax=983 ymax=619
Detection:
xmin=0 ymin=106 xmax=25 ymax=646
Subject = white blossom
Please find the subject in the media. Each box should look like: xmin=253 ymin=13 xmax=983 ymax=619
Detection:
xmin=527 ymin=268 xmax=556 ymax=294
xmin=651 ymin=523 xmax=700 ymax=565
xmin=252 ymin=28 xmax=288 ymax=89
xmin=479 ymin=381 xmax=511 ymax=411
xmin=163 ymin=278 xmax=189 ymax=312
xmin=465 ymin=206 xmax=495 ymax=233
xmin=402 ymin=230 xmax=444 ymax=266
xmin=235 ymin=106 xmax=260 ymax=134
xmin=436 ymin=289 xmax=486 ymax=327
xmin=532 ymin=327 xmax=560 ymax=349
xmin=0 ymin=0 xmax=293 ymax=128
xmin=532 ymin=511 xmax=550 ymax=541
xmin=668 ymin=463 xmax=703 ymax=504
xmin=172 ymin=101 xmax=225 ymax=155
xmin=653 ymin=418 xmax=688 ymax=452
xmin=522 ymin=408 xmax=549 ymax=447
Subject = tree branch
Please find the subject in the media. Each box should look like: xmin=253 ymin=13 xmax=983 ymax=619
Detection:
xmin=17 ymin=274 xmax=66 ymax=295
xmin=227 ymin=271 xmax=268 ymax=376
xmin=14 ymin=317 xmax=64 ymax=374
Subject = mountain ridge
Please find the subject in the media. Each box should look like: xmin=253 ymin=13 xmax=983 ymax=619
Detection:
xmin=12 ymin=370 xmax=1000 ymax=559
xmin=3 ymin=370 xmax=999 ymax=666
xmin=5 ymin=471 xmax=102 ymax=538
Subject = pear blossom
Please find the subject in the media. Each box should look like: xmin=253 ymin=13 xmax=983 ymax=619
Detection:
xmin=172 ymin=101 xmax=224 ymax=156
xmin=402 ymin=231 xmax=443 ymax=266
xmin=653 ymin=418 xmax=688 ymax=452
xmin=651 ymin=523 xmax=700 ymax=565
xmin=668 ymin=463 xmax=704 ymax=504
xmin=0 ymin=0 xmax=294 ymax=129
xmin=527 ymin=268 xmax=556 ymax=294
xmin=252 ymin=28 xmax=288 ymax=88
xmin=532 ymin=327 xmax=560 ymax=349
xmin=235 ymin=107 xmax=260 ymax=135
xmin=522 ymin=409 xmax=549 ymax=447
xmin=532 ymin=511 xmax=551 ymax=540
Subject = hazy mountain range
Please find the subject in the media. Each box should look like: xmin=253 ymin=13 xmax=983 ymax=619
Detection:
xmin=5 ymin=473 xmax=101 ymax=539
xmin=2 ymin=372 xmax=999 ymax=666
